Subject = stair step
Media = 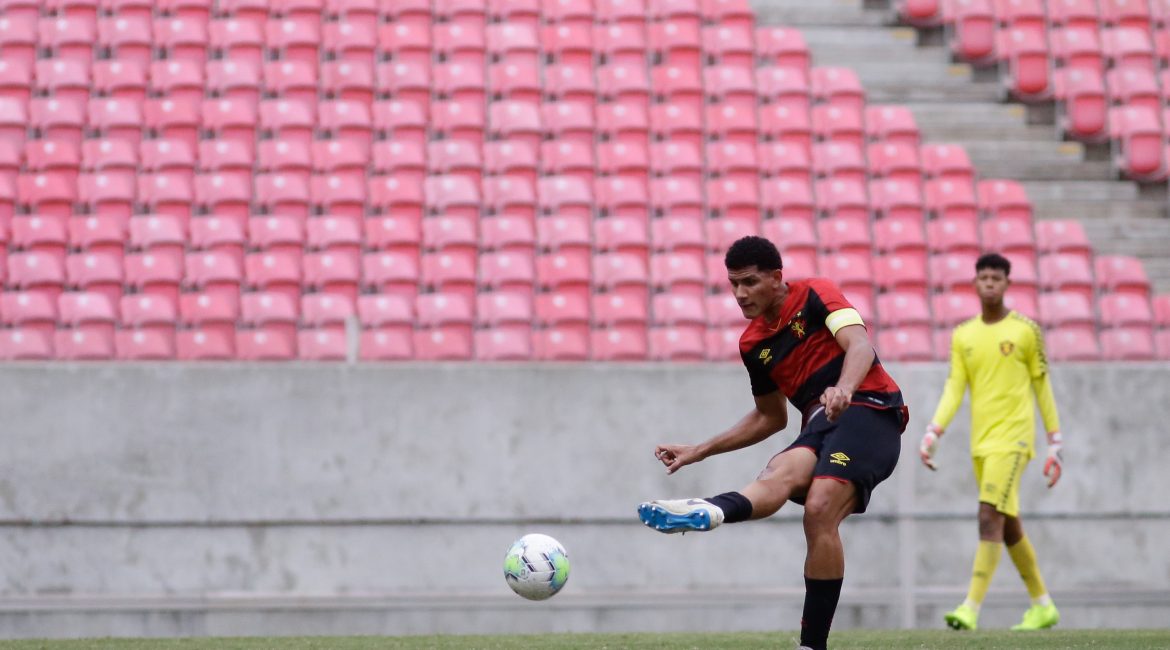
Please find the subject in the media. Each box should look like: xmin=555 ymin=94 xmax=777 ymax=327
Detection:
xmin=1020 ymin=181 xmax=1141 ymax=202
xmin=1032 ymin=200 xmax=1167 ymax=221
xmin=754 ymin=0 xmax=887 ymax=26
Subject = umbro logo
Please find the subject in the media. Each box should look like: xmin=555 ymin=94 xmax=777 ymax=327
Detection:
xmin=829 ymin=452 xmax=850 ymax=467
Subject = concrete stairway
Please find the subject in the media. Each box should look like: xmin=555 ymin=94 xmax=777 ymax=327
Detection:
xmin=752 ymin=0 xmax=1170 ymax=293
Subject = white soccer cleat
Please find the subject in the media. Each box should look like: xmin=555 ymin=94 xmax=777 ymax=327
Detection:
xmin=637 ymin=498 xmax=725 ymax=534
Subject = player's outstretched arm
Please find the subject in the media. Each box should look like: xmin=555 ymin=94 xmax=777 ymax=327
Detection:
xmin=654 ymin=391 xmax=787 ymax=475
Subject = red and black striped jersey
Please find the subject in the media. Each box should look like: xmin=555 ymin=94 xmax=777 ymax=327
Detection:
xmin=739 ymin=278 xmax=904 ymax=419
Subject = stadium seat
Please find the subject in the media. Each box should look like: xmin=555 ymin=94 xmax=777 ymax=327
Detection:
xmin=877 ymin=328 xmax=935 ymax=362
xmin=1039 ymin=291 xmax=1095 ymax=333
xmin=1109 ymin=106 xmax=1166 ymax=182
xmin=1101 ymin=327 xmax=1155 ymax=361
xmin=1039 ymin=253 xmax=1095 ymax=302
xmin=1098 ymin=292 xmax=1154 ymax=330
xmin=930 ymin=252 xmax=979 ymax=294
xmin=1155 ymin=329 xmax=1170 ymax=360
xmin=947 ymin=0 xmax=995 ymax=64
xmin=1095 ymin=255 xmax=1151 ymax=297
xmin=649 ymin=326 xmax=705 ymax=361
xmin=998 ymin=27 xmax=1050 ymax=101
xmin=58 ymin=290 xmax=117 ymax=342
xmin=1046 ymin=326 xmax=1102 ymax=361
xmin=533 ymin=327 xmax=589 ymax=361
xmin=304 ymin=251 xmax=362 ymax=303
xmin=534 ymin=291 xmax=590 ymax=337
xmin=591 ymin=327 xmax=648 ymax=361
xmin=927 ymin=217 xmax=981 ymax=255
xmin=932 ymin=291 xmax=981 ymax=328
xmin=756 ymin=25 xmax=810 ymax=70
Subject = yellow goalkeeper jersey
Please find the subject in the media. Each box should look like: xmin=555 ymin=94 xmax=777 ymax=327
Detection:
xmin=930 ymin=311 xmax=1061 ymax=459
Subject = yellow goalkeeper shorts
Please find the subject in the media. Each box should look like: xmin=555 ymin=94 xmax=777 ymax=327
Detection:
xmin=972 ymin=452 xmax=1028 ymax=517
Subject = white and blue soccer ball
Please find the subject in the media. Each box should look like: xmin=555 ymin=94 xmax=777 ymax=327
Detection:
xmin=503 ymin=533 xmax=570 ymax=601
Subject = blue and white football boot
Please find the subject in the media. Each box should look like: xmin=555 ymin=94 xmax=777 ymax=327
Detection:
xmin=638 ymin=498 xmax=725 ymax=534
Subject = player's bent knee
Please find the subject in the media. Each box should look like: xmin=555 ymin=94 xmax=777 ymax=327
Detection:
xmin=802 ymin=478 xmax=856 ymax=526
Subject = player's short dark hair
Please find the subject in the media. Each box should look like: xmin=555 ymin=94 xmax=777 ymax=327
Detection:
xmin=725 ymin=236 xmax=783 ymax=272
xmin=976 ymin=252 xmax=1012 ymax=277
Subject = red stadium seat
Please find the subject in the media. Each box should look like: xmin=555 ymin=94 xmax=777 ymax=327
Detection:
xmin=489 ymin=101 xmax=543 ymax=152
xmin=998 ymin=27 xmax=1050 ymax=101
xmin=948 ymin=0 xmax=995 ymax=63
xmin=361 ymin=251 xmax=419 ymax=299
xmin=534 ymin=291 xmax=590 ymax=333
xmin=533 ymin=327 xmax=590 ymax=361
xmin=932 ymin=291 xmax=981 ymax=328
xmin=815 ymin=178 xmax=868 ymax=223
xmin=477 ymin=291 xmax=533 ymax=331
xmin=1098 ymin=292 xmax=1154 ymax=329
xmin=65 ymin=252 xmax=123 ymax=305
xmin=54 ymin=327 xmax=115 ymax=360
xmin=416 ymin=291 xmax=474 ymax=343
xmin=258 ymin=139 xmax=313 ymax=183
xmin=1039 ymin=253 xmax=1095 ymax=302
xmin=705 ymin=325 xmax=741 ymax=361
xmin=927 ymin=217 xmax=981 ymax=255
xmin=869 ymin=178 xmax=925 ymax=222
xmin=756 ymin=25 xmax=810 ymax=70
xmin=8 ymin=251 xmax=66 ymax=299
xmin=210 ymin=18 xmax=265 ymax=66
xmin=433 ymin=62 xmax=486 ymax=104
xmin=0 ymin=15 xmax=39 ymax=68
xmin=474 ymin=327 xmax=533 ymax=361
xmin=649 ymin=326 xmax=705 ymax=361
xmin=58 ymin=290 xmax=117 ymax=342
xmin=1 ymin=290 xmax=57 ymax=340
xmin=761 ymin=178 xmax=816 ymax=223
xmin=598 ymin=101 xmax=650 ymax=147
xmin=762 ymin=217 xmax=817 ymax=256
xmin=866 ymin=105 xmax=921 ymax=148
xmin=651 ymin=251 xmax=706 ymax=296
xmin=40 ymin=16 xmax=98 ymax=63
xmin=930 ymin=252 xmax=979 ymax=294
xmin=1038 ymin=291 xmax=1095 ymax=332
xmin=977 ymin=179 xmax=1033 ymax=222
xmin=1101 ymin=327 xmax=1155 ymax=361
xmin=1109 ymin=106 xmax=1166 ymax=182
xmin=594 ymin=252 xmax=650 ymax=305
xmin=876 ymin=290 xmax=932 ymax=331
xmin=596 ymin=22 xmax=648 ymax=67
xmin=982 ymin=218 xmax=1037 ymax=264
xmin=817 ymin=252 xmax=874 ymax=295
xmin=1035 ymin=219 xmax=1092 ymax=261
xmin=1046 ymin=326 xmax=1101 ymax=361
xmin=877 ymin=328 xmax=935 ymax=361
xmin=925 ymin=178 xmax=979 ymax=222
xmin=70 ymin=215 xmax=126 ymax=261
xmin=1095 ymin=255 xmax=1151 ymax=297
xmin=543 ymin=101 xmax=596 ymax=147
xmin=12 ymin=216 xmax=69 ymax=265
xmin=593 ymin=292 xmax=648 ymax=328
xmin=590 ymin=326 xmax=649 ymax=361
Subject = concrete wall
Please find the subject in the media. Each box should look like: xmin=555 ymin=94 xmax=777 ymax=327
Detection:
xmin=1 ymin=363 xmax=1168 ymax=638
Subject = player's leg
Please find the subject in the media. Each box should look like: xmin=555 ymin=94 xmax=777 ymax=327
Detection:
xmin=798 ymin=477 xmax=856 ymax=650
xmin=946 ymin=452 xmax=1023 ymax=630
xmin=796 ymin=406 xmax=902 ymax=650
xmin=1005 ymin=513 xmax=1060 ymax=630
xmin=637 ymin=447 xmax=816 ymax=533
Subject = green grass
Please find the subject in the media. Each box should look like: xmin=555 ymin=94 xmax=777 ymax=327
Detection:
xmin=2 ymin=631 xmax=1169 ymax=650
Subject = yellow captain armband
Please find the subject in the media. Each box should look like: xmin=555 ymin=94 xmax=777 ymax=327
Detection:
xmin=825 ymin=308 xmax=864 ymax=335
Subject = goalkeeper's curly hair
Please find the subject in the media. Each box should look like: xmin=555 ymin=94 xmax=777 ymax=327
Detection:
xmin=724 ymin=236 xmax=783 ymax=272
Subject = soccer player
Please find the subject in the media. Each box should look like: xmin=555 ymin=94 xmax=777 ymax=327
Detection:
xmin=919 ymin=252 xmax=1063 ymax=632
xmin=637 ymin=236 xmax=907 ymax=650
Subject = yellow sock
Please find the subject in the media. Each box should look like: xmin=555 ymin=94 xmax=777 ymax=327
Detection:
xmin=964 ymin=541 xmax=1003 ymax=607
xmin=1008 ymin=535 xmax=1049 ymax=600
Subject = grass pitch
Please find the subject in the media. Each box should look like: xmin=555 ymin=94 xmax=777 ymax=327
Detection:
xmin=2 ymin=630 xmax=1170 ymax=649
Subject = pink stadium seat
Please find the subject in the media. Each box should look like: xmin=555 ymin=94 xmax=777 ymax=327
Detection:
xmin=876 ymin=290 xmax=932 ymax=331
xmin=36 ymin=60 xmax=91 ymax=107
xmin=593 ymin=292 xmax=649 ymax=328
xmin=701 ymin=0 xmax=753 ymax=29
xmin=129 ymin=214 xmax=185 ymax=265
xmin=357 ymin=292 xmax=413 ymax=336
xmin=998 ymin=27 xmax=1050 ymax=101
xmin=649 ymin=217 xmax=703 ymax=261
xmin=930 ymin=252 xmax=979 ymax=294
xmin=91 ymin=59 xmax=148 ymax=102
xmin=596 ymin=176 xmax=650 ymax=220
xmin=474 ymin=327 xmax=533 ymax=361
xmin=707 ymin=177 xmax=760 ymax=222
xmin=1098 ymin=292 xmax=1154 ymax=329
xmin=811 ymin=67 xmax=865 ymax=112
xmin=478 ymin=250 xmax=536 ymax=293
xmin=813 ymin=142 xmax=867 ymax=184
xmin=899 ymin=0 xmax=944 ymax=26
xmin=925 ymin=178 xmax=979 ymax=223
xmin=598 ymin=63 xmax=652 ymax=109
xmin=322 ymin=19 xmax=375 ymax=61
xmin=542 ymin=140 xmax=595 ymax=185
xmin=815 ymin=178 xmax=868 ymax=223
xmin=258 ymin=139 xmax=312 ymax=183
xmin=927 ymin=217 xmax=981 ymax=255
xmin=1109 ymin=106 xmax=1166 ymax=181
xmin=301 ymin=292 xmax=356 ymax=337
xmin=1035 ymin=219 xmax=1092 ymax=261
xmin=178 ymin=293 xmax=237 ymax=349
xmin=54 ymin=328 xmax=115 ymax=360
xmin=649 ymin=326 xmax=705 ymax=361
xmin=432 ymin=23 xmax=484 ymax=70
xmin=932 ymin=290 xmax=981 ymax=328
xmin=176 ymin=327 xmax=236 ymax=360
xmin=295 ymin=328 xmax=347 ymax=361
xmin=361 ymin=251 xmax=419 ymax=299
xmin=12 ymin=216 xmax=68 ymax=265
xmin=236 ymin=327 xmax=297 ymax=361
xmin=154 ymin=16 xmax=209 ymax=62
xmin=817 ymin=252 xmax=873 ymax=295
xmin=651 ymin=251 xmax=706 ymax=296
xmin=1 ymin=291 xmax=57 ymax=340
xmin=1039 ymin=253 xmax=1095 ymax=302
xmin=877 ymin=328 xmax=935 ymax=362
xmin=477 ymin=291 xmax=533 ymax=333
xmin=867 ymin=142 xmax=922 ymax=185
xmin=433 ymin=62 xmax=486 ymax=106
xmin=489 ymin=101 xmax=542 ymax=152
xmin=207 ymin=61 xmax=262 ymax=107
xmin=598 ymin=142 xmax=650 ymax=183
xmin=1101 ymin=326 xmax=1155 ymax=361
xmin=543 ymin=23 xmax=593 ymax=68
xmin=125 ymin=251 xmax=184 ymax=305
xmin=482 ymin=176 xmax=537 ymax=220
xmin=210 ymin=18 xmax=265 ymax=65
xmin=416 ymin=291 xmax=474 ymax=343
xmin=58 ymin=290 xmax=117 ymax=342
xmin=370 ymin=175 xmax=425 ymax=221
xmin=650 ymin=142 xmax=703 ymax=185
xmin=817 ymin=216 xmax=873 ymax=256
xmin=0 ymin=16 xmax=39 ymax=67
xmin=259 ymin=99 xmax=316 ymax=145
xmin=704 ymin=325 xmax=740 ymax=361
xmin=922 ymin=144 xmax=975 ymax=183
xmin=0 ymin=60 xmax=32 ymax=109
xmin=8 ymin=251 xmax=66 ymax=299
xmin=594 ymin=252 xmax=650 ymax=305
xmin=373 ymin=100 xmax=427 ymax=145
xmin=431 ymin=99 xmax=486 ymax=144
xmin=30 ymin=99 xmax=86 ymax=150
xmin=703 ymin=24 xmax=755 ymax=70
xmin=374 ymin=140 xmax=428 ymax=187
xmin=1042 ymin=326 xmax=1099 ymax=361
xmin=0 ymin=98 xmax=29 ymax=149
xmin=811 ymin=105 xmax=864 ymax=150
xmin=255 ymin=172 xmax=312 ymax=219
xmin=141 ymin=140 xmax=197 ymax=186
xmin=65 ymin=252 xmax=123 ymax=305
xmin=981 ymin=218 xmax=1037 ymax=264
xmin=1051 ymin=27 xmax=1104 ymax=75
xmin=762 ymin=217 xmax=817 ymax=256
xmin=486 ymin=22 xmax=539 ymax=66
xmin=191 ymin=216 xmax=246 ymax=270
xmin=1038 ymin=291 xmax=1095 ymax=332
xmin=762 ymin=178 xmax=816 ymax=223
xmin=869 ymin=178 xmax=925 ymax=222
xmin=650 ymin=102 xmax=702 ymax=149
xmin=597 ymin=22 xmax=649 ymax=67
xmin=749 ymin=24 xmax=807 ymax=69
xmin=976 ymin=179 xmax=1032 ymax=222
xmin=543 ymin=101 xmax=596 ymax=147
xmin=871 ymin=216 xmax=927 ymax=261
xmin=533 ymin=327 xmax=589 ymax=361
xmin=591 ymin=103 xmax=646 ymax=150
xmin=596 ymin=216 xmax=650 ymax=261
xmin=421 ymin=251 xmax=477 ymax=305
xmin=648 ymin=16 xmax=701 ymax=68
xmin=591 ymin=327 xmax=649 ymax=361
xmin=534 ymin=291 xmax=590 ymax=335
xmin=489 ymin=60 xmax=541 ymax=105
xmin=40 ymin=16 xmax=98 ymax=62
xmin=757 ymin=66 xmax=811 ymax=116
xmin=947 ymin=0 xmax=995 ymax=63
xmin=652 ymin=291 xmax=706 ymax=333
xmin=115 ymin=328 xmax=175 ymax=360
xmin=1103 ymin=27 xmax=1155 ymax=70
xmin=69 ymin=216 xmax=126 ymax=261
xmin=1095 ymin=255 xmax=1151 ymax=296
xmin=758 ymin=141 xmax=811 ymax=184
xmin=121 ymin=293 xmax=178 ymax=339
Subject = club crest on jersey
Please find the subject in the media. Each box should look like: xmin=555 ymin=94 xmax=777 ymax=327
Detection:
xmin=790 ymin=318 xmax=807 ymax=339
xmin=1000 ymin=340 xmax=1015 ymax=356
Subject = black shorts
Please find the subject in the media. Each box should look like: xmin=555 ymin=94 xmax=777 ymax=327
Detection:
xmin=783 ymin=405 xmax=904 ymax=514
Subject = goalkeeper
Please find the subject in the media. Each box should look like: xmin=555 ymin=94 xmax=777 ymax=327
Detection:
xmin=920 ymin=253 xmax=1063 ymax=632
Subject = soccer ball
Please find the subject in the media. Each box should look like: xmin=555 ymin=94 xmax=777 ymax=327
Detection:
xmin=502 ymin=533 xmax=570 ymax=601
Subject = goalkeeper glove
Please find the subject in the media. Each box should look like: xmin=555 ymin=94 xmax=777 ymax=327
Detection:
xmin=919 ymin=423 xmax=943 ymax=471
xmin=1044 ymin=431 xmax=1063 ymax=488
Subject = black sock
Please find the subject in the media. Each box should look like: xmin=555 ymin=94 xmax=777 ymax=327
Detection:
xmin=800 ymin=576 xmax=844 ymax=650
xmin=703 ymin=491 xmax=752 ymax=523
